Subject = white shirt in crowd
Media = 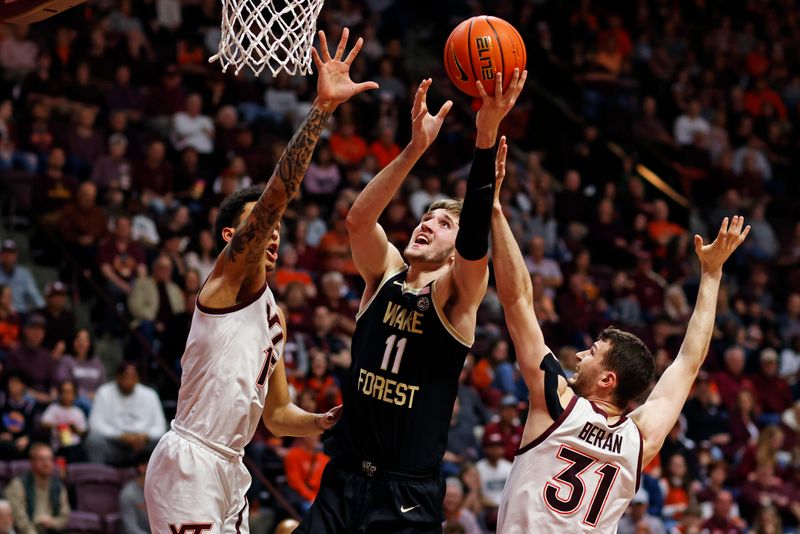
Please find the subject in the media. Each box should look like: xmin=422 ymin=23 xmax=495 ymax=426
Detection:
xmin=89 ymin=382 xmax=167 ymax=441
xmin=673 ymin=114 xmax=711 ymax=145
xmin=172 ymin=112 xmax=215 ymax=154
xmin=475 ymin=457 xmax=513 ymax=507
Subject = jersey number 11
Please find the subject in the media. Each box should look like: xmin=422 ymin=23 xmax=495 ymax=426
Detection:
xmin=380 ymin=335 xmax=407 ymax=374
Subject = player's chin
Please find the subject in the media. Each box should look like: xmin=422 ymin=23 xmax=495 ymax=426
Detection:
xmin=264 ymin=256 xmax=278 ymax=272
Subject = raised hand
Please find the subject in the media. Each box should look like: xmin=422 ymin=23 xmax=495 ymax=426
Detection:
xmin=312 ymin=28 xmax=379 ymax=108
xmin=409 ymin=78 xmax=453 ymax=151
xmin=474 ymin=68 xmax=528 ymax=146
xmin=694 ymin=216 xmax=750 ymax=274
xmin=493 ymin=135 xmax=508 ymax=206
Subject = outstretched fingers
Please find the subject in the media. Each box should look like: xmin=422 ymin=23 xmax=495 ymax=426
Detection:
xmin=311 ymin=47 xmax=323 ymax=70
xmin=737 ymin=225 xmax=751 ymax=245
xmin=718 ymin=216 xmax=729 ymax=238
xmin=317 ymin=31 xmax=332 ymax=62
xmin=353 ymin=81 xmax=380 ymax=94
xmin=334 ymin=27 xmax=350 ymax=61
xmin=343 ymin=36 xmax=363 ymax=66
xmin=435 ymin=99 xmax=453 ymax=120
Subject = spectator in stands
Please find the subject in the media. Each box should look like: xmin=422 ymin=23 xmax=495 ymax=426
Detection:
xmin=98 ymin=215 xmax=147 ymax=304
xmin=0 ymin=241 xmax=44 ymax=314
xmin=0 ymin=499 xmax=13 ymax=534
xmin=297 ymin=349 xmax=342 ymax=413
xmin=778 ymin=293 xmax=800 ymax=344
xmin=39 ymin=380 xmax=87 ymax=463
xmin=728 ymin=389 xmax=760 ymax=462
xmin=702 ymin=490 xmax=746 ymax=533
xmin=524 ymin=235 xmax=563 ymax=297
xmin=0 ymin=285 xmax=21 ymax=359
xmin=302 ymin=144 xmax=341 ymax=208
xmin=0 ymin=25 xmax=38 ymax=83
xmin=329 ymin=121 xmax=367 ymax=166
xmin=442 ymin=477 xmax=482 ymax=534
xmin=409 ymin=175 xmax=448 ymax=220
xmin=631 ymin=96 xmax=675 ymax=147
xmin=36 ymin=282 xmax=73 ymax=357
xmin=183 ymin=229 xmax=216 ymax=283
xmin=91 ymin=134 xmax=132 ymax=192
xmin=2 ymin=443 xmax=70 ymax=534
xmin=315 ymin=271 xmax=356 ymax=335
xmin=119 ymin=452 xmax=150 ymax=534
xmin=34 ymin=147 xmax=76 ymax=222
xmin=475 ymin=432 xmax=512 ymax=510
xmin=132 ymin=140 xmax=173 ymax=214
xmin=751 ymin=348 xmax=793 ymax=424
xmin=85 ymin=362 xmax=167 ymax=466
xmin=127 ymin=256 xmax=185 ymax=349
xmin=283 ymin=435 xmax=329 ymax=514
xmin=5 ymin=315 xmax=55 ymax=403
xmin=674 ymin=99 xmax=711 ymax=146
xmin=618 ymin=489 xmax=665 ymax=534
xmin=483 ymin=396 xmax=523 ymax=462
xmin=0 ymin=371 xmax=35 ymax=461
xmin=713 ymin=345 xmax=753 ymax=412
xmin=683 ymin=373 xmax=730 ymax=449
xmin=58 ymin=181 xmax=108 ymax=270
xmin=306 ymin=306 xmax=350 ymax=371
xmin=369 ymin=124 xmax=401 ymax=169
xmin=171 ymin=93 xmax=214 ymax=155
xmin=54 ymin=329 xmax=105 ymax=409
xmin=659 ymin=454 xmax=695 ymax=523
xmin=66 ymin=106 xmax=103 ymax=180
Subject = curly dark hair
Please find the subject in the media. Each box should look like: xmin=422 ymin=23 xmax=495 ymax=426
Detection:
xmin=214 ymin=186 xmax=264 ymax=253
xmin=599 ymin=327 xmax=655 ymax=407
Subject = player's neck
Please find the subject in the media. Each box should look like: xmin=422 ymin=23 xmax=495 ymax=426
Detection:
xmin=584 ymin=395 xmax=624 ymax=420
xmin=406 ymin=262 xmax=449 ymax=288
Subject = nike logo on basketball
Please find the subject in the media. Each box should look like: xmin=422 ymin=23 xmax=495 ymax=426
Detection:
xmin=451 ymin=45 xmax=469 ymax=81
xmin=401 ymin=505 xmax=420 ymax=513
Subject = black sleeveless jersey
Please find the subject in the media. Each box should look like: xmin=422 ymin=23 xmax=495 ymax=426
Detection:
xmin=324 ymin=267 xmax=471 ymax=472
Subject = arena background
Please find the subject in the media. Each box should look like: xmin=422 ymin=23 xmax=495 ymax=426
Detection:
xmin=1 ymin=0 xmax=800 ymax=532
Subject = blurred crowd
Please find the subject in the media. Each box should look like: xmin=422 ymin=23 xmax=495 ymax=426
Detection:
xmin=1 ymin=0 xmax=800 ymax=532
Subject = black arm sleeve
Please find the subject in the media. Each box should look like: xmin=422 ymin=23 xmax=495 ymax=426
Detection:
xmin=540 ymin=352 xmax=567 ymax=420
xmin=454 ymin=145 xmax=496 ymax=260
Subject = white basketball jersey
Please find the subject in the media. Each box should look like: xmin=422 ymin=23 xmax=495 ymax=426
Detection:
xmin=172 ymin=284 xmax=284 ymax=454
xmin=497 ymin=396 xmax=643 ymax=534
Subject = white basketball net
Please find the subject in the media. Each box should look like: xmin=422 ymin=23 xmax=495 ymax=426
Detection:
xmin=210 ymin=0 xmax=325 ymax=76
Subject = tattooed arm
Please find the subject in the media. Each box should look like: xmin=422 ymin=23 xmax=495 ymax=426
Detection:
xmin=203 ymin=29 xmax=378 ymax=306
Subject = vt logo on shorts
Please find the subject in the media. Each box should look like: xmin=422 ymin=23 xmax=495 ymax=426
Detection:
xmin=169 ymin=523 xmax=213 ymax=534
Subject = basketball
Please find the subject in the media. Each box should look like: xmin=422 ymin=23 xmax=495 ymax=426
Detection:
xmin=444 ymin=16 xmax=527 ymax=98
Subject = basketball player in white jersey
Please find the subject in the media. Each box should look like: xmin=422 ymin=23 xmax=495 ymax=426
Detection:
xmin=144 ymin=29 xmax=378 ymax=534
xmin=490 ymin=145 xmax=750 ymax=533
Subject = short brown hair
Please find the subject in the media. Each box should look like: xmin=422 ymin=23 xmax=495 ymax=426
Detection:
xmin=599 ymin=327 xmax=655 ymax=407
xmin=426 ymin=198 xmax=463 ymax=220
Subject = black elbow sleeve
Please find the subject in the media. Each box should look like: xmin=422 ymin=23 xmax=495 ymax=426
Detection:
xmin=455 ymin=145 xmax=496 ymax=260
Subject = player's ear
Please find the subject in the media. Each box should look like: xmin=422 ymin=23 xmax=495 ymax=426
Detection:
xmin=599 ymin=370 xmax=617 ymax=390
xmin=222 ymin=226 xmax=236 ymax=244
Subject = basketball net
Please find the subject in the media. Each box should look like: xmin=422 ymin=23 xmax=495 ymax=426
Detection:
xmin=210 ymin=0 xmax=325 ymax=76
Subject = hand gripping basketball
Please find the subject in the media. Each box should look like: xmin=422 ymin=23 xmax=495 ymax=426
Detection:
xmin=312 ymin=28 xmax=379 ymax=109
xmin=474 ymin=68 xmax=528 ymax=135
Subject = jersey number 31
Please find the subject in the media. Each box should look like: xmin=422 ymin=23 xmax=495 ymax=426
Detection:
xmin=543 ymin=445 xmax=620 ymax=527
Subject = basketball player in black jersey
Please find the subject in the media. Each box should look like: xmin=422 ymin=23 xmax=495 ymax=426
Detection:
xmin=295 ymin=71 xmax=527 ymax=533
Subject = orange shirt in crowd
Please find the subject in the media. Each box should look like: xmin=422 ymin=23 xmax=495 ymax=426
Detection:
xmin=330 ymin=133 xmax=368 ymax=166
xmin=284 ymin=446 xmax=330 ymax=502
xmin=369 ymin=140 xmax=401 ymax=169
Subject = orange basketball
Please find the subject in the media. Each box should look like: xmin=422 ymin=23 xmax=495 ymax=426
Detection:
xmin=444 ymin=16 xmax=527 ymax=98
